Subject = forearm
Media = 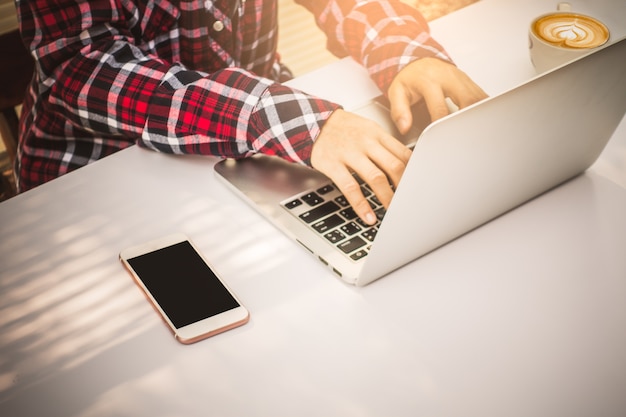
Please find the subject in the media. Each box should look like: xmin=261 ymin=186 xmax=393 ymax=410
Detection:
xmin=294 ymin=0 xmax=454 ymax=91
xmin=54 ymin=45 xmax=338 ymax=164
xmin=17 ymin=0 xmax=339 ymax=164
xmin=141 ymin=66 xmax=339 ymax=164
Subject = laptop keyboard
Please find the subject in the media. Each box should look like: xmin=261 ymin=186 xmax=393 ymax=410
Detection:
xmin=281 ymin=176 xmax=387 ymax=261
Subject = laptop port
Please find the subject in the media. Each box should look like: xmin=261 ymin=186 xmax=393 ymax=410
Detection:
xmin=296 ymin=239 xmax=313 ymax=254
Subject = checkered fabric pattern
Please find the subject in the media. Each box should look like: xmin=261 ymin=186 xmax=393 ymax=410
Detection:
xmin=15 ymin=0 xmax=451 ymax=191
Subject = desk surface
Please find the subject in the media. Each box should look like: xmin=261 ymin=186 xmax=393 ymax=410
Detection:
xmin=1 ymin=1 xmax=626 ymax=416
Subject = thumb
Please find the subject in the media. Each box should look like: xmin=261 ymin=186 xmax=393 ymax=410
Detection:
xmin=388 ymin=84 xmax=414 ymax=135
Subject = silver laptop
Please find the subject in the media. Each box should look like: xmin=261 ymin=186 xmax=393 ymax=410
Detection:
xmin=215 ymin=38 xmax=626 ymax=286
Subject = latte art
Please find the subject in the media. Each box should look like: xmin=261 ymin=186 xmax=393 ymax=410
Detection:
xmin=533 ymin=13 xmax=609 ymax=49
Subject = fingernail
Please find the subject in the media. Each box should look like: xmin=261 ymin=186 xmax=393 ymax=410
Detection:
xmin=396 ymin=117 xmax=408 ymax=132
xmin=365 ymin=212 xmax=376 ymax=225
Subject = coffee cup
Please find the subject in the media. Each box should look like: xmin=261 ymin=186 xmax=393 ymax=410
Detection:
xmin=529 ymin=2 xmax=609 ymax=73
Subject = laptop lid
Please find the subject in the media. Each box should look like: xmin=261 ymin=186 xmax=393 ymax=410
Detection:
xmin=215 ymin=38 xmax=626 ymax=286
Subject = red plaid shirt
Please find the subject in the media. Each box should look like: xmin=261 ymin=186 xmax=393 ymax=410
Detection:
xmin=16 ymin=0 xmax=451 ymax=191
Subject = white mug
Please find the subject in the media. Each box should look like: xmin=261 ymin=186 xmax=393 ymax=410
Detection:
xmin=529 ymin=2 xmax=610 ymax=73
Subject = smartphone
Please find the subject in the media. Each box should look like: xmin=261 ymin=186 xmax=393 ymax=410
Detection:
xmin=119 ymin=233 xmax=249 ymax=344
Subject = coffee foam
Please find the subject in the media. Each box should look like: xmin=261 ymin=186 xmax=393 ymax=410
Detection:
xmin=533 ymin=13 xmax=609 ymax=49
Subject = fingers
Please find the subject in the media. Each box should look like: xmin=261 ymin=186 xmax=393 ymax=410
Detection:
xmin=338 ymin=144 xmax=409 ymax=225
xmin=444 ymin=68 xmax=488 ymax=111
xmin=312 ymin=59 xmax=488 ymax=226
xmin=388 ymin=58 xmax=489 ymax=125
xmin=351 ymin=140 xmax=409 ymax=207
xmin=453 ymin=80 xmax=488 ymax=109
xmin=417 ymin=82 xmax=450 ymax=122
xmin=311 ymin=110 xmax=411 ymax=225
xmin=330 ymin=168 xmax=378 ymax=226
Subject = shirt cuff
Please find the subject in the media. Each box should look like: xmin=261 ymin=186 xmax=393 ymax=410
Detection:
xmin=248 ymin=83 xmax=341 ymax=165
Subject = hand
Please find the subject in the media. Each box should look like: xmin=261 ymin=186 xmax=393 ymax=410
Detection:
xmin=388 ymin=58 xmax=488 ymax=134
xmin=311 ymin=109 xmax=412 ymax=225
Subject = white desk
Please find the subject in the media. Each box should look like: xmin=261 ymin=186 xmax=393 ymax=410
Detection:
xmin=1 ymin=1 xmax=625 ymax=416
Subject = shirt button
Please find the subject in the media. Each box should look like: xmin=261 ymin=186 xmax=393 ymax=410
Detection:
xmin=213 ymin=20 xmax=225 ymax=32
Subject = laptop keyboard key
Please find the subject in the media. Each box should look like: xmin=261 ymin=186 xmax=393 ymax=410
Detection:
xmin=299 ymin=201 xmax=341 ymax=223
xmin=339 ymin=207 xmax=357 ymax=220
xmin=283 ymin=179 xmax=383 ymax=262
xmin=340 ymin=221 xmax=361 ymax=236
xmin=374 ymin=207 xmax=386 ymax=221
xmin=284 ymin=199 xmax=302 ymax=209
xmin=369 ymin=195 xmax=381 ymax=207
xmin=317 ymin=185 xmax=334 ymax=195
xmin=362 ymin=228 xmax=378 ymax=242
xmin=334 ymin=195 xmax=349 ymax=207
xmin=302 ymin=192 xmax=324 ymax=206
xmin=312 ymin=214 xmax=344 ymax=233
xmin=338 ymin=236 xmax=367 ymax=254
xmin=350 ymin=249 xmax=368 ymax=261
xmin=355 ymin=217 xmax=372 ymax=228
xmin=324 ymin=230 xmax=346 ymax=243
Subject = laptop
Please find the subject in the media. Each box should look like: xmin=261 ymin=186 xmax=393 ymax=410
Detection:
xmin=215 ymin=38 xmax=626 ymax=286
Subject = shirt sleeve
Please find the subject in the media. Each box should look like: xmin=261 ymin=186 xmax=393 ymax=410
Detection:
xmin=294 ymin=0 xmax=454 ymax=92
xmin=17 ymin=0 xmax=339 ymax=166
xmin=142 ymin=66 xmax=338 ymax=164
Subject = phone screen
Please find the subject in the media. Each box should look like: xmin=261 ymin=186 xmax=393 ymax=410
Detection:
xmin=126 ymin=240 xmax=240 ymax=329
